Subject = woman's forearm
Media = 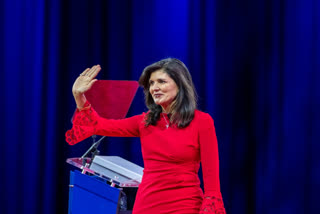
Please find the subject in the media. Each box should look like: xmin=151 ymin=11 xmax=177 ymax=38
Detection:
xmin=73 ymin=92 xmax=87 ymax=109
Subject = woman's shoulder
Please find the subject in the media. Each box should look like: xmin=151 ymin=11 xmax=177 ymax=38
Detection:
xmin=194 ymin=109 xmax=213 ymax=120
xmin=194 ymin=110 xmax=215 ymax=127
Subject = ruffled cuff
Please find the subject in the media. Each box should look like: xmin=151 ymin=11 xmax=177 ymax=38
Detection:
xmin=65 ymin=102 xmax=98 ymax=145
xmin=200 ymin=193 xmax=226 ymax=214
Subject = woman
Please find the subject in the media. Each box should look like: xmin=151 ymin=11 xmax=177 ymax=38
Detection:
xmin=66 ymin=58 xmax=226 ymax=213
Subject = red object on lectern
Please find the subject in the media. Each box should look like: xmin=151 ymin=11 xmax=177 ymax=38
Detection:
xmin=84 ymin=80 xmax=139 ymax=119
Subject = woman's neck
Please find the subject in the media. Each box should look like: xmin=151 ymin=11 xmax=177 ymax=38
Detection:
xmin=161 ymin=104 xmax=171 ymax=114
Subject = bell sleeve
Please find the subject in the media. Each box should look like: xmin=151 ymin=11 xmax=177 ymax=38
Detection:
xmin=198 ymin=113 xmax=226 ymax=214
xmin=65 ymin=101 xmax=142 ymax=145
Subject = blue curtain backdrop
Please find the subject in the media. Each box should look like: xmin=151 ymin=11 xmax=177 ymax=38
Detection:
xmin=1 ymin=0 xmax=319 ymax=213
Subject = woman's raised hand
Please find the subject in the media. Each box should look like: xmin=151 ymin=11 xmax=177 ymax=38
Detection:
xmin=72 ymin=65 xmax=101 ymax=96
xmin=72 ymin=65 xmax=101 ymax=108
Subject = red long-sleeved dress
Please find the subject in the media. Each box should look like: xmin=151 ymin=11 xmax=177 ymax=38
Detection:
xmin=66 ymin=102 xmax=226 ymax=214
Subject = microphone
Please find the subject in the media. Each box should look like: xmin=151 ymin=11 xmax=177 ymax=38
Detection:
xmin=81 ymin=135 xmax=106 ymax=167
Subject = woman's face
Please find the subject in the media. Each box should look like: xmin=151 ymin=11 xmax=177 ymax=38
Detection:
xmin=149 ymin=69 xmax=179 ymax=112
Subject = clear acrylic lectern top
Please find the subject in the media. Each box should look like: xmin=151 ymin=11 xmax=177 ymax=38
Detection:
xmin=67 ymin=156 xmax=144 ymax=187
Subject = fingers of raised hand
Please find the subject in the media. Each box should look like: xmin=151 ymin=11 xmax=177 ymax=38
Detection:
xmin=87 ymin=65 xmax=101 ymax=77
xmin=80 ymin=65 xmax=100 ymax=78
xmin=80 ymin=68 xmax=90 ymax=76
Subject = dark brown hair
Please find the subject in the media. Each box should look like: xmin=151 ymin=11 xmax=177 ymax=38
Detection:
xmin=138 ymin=58 xmax=197 ymax=128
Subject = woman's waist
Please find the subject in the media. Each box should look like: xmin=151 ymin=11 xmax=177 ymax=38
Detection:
xmin=140 ymin=170 xmax=201 ymax=189
xmin=142 ymin=160 xmax=201 ymax=185
xmin=143 ymin=159 xmax=200 ymax=174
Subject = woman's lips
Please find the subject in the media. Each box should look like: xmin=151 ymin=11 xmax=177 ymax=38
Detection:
xmin=154 ymin=94 xmax=163 ymax=98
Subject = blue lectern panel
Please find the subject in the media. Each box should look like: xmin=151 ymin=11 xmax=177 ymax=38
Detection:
xmin=69 ymin=171 xmax=121 ymax=214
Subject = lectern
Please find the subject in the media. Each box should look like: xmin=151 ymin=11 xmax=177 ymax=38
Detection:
xmin=67 ymin=156 xmax=143 ymax=214
xmin=66 ymin=80 xmax=142 ymax=214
